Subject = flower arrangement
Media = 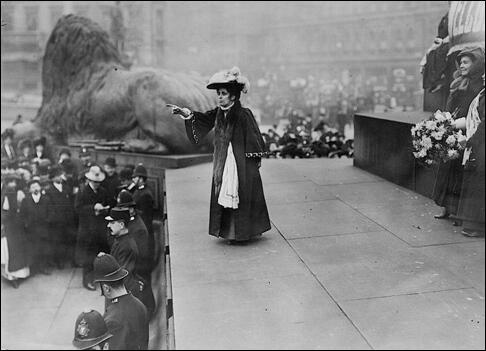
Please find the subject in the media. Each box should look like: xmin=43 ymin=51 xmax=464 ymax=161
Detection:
xmin=411 ymin=110 xmax=466 ymax=166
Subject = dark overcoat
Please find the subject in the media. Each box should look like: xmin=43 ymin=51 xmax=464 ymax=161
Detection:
xmin=128 ymin=213 xmax=151 ymax=280
xmin=457 ymin=90 xmax=485 ymax=228
xmin=111 ymin=233 xmax=155 ymax=318
xmin=45 ymin=183 xmax=76 ymax=225
xmin=184 ymin=100 xmax=271 ymax=240
xmin=133 ymin=186 xmax=154 ymax=234
xmin=19 ymin=193 xmax=49 ymax=240
xmin=74 ymin=184 xmax=110 ymax=265
xmin=102 ymin=173 xmax=121 ymax=208
xmin=104 ymin=293 xmax=148 ymax=350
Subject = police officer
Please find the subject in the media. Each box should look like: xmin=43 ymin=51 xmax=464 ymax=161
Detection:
xmin=106 ymin=207 xmax=155 ymax=319
xmin=73 ymin=309 xmax=113 ymax=350
xmin=93 ymin=253 xmax=149 ymax=350
xmin=131 ymin=164 xmax=154 ymax=268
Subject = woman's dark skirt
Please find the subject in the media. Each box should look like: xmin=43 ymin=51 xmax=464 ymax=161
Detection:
xmin=432 ymin=157 xmax=464 ymax=215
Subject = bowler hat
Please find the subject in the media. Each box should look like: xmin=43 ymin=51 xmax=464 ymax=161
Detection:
xmin=206 ymin=66 xmax=250 ymax=93
xmin=105 ymin=207 xmax=131 ymax=223
xmin=85 ymin=165 xmax=106 ymax=182
xmin=72 ymin=309 xmax=113 ymax=350
xmin=133 ymin=164 xmax=147 ymax=178
xmin=92 ymin=253 xmax=128 ymax=283
xmin=119 ymin=167 xmax=133 ymax=181
xmin=117 ymin=190 xmax=136 ymax=207
xmin=60 ymin=158 xmax=75 ymax=174
xmin=104 ymin=157 xmax=117 ymax=168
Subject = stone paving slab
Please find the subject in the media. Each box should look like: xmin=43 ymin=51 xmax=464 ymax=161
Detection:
xmin=1 ymin=268 xmax=101 ymax=350
xmin=264 ymin=180 xmax=336 ymax=204
xmin=416 ymin=242 xmax=485 ymax=295
xmin=174 ymin=273 xmax=371 ymax=350
xmin=278 ymin=158 xmax=384 ymax=185
xmin=289 ymin=231 xmax=472 ymax=301
xmin=340 ymin=288 xmax=485 ymax=350
xmin=270 ymin=199 xmax=382 ymax=239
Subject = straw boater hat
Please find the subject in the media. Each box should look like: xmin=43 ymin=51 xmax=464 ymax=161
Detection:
xmin=72 ymin=309 xmax=113 ymax=350
xmin=206 ymin=66 xmax=250 ymax=94
xmin=85 ymin=165 xmax=106 ymax=182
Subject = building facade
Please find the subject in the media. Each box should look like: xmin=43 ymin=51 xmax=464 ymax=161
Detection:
xmin=1 ymin=1 xmax=166 ymax=95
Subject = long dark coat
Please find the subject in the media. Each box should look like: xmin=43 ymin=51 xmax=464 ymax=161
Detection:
xmin=185 ymin=100 xmax=271 ymax=240
xmin=45 ymin=183 xmax=76 ymax=226
xmin=457 ymin=90 xmax=485 ymax=229
xmin=1 ymin=188 xmax=30 ymax=271
xmin=74 ymin=184 xmax=110 ymax=265
xmin=19 ymin=193 xmax=49 ymax=241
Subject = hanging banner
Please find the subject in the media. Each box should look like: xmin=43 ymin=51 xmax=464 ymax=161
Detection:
xmin=448 ymin=1 xmax=485 ymax=54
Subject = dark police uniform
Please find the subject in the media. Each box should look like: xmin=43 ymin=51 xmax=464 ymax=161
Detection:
xmin=132 ymin=185 xmax=154 ymax=269
xmin=104 ymin=293 xmax=148 ymax=350
xmin=111 ymin=232 xmax=155 ymax=319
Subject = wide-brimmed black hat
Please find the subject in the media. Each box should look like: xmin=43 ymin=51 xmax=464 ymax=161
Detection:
xmin=72 ymin=309 xmax=113 ymax=350
xmin=104 ymin=157 xmax=117 ymax=168
xmin=18 ymin=138 xmax=32 ymax=150
xmin=92 ymin=253 xmax=128 ymax=283
xmin=117 ymin=190 xmax=136 ymax=208
xmin=206 ymin=66 xmax=250 ymax=94
xmin=119 ymin=167 xmax=133 ymax=181
xmin=133 ymin=164 xmax=147 ymax=178
xmin=49 ymin=166 xmax=63 ymax=179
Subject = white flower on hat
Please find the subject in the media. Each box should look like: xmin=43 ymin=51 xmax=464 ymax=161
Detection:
xmin=207 ymin=66 xmax=250 ymax=93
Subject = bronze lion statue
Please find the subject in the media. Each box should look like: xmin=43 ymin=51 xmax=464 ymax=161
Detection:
xmin=13 ymin=14 xmax=216 ymax=154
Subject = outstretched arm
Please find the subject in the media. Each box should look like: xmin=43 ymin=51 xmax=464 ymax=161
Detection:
xmin=170 ymin=104 xmax=217 ymax=144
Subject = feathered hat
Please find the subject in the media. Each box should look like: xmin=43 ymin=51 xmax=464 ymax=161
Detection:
xmin=206 ymin=66 xmax=250 ymax=94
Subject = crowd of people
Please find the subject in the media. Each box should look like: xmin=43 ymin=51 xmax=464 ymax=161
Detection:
xmin=1 ymin=130 xmax=157 ymax=348
xmin=262 ymin=114 xmax=354 ymax=159
xmin=248 ymin=67 xmax=418 ymax=133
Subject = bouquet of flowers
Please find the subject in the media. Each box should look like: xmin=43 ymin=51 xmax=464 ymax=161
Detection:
xmin=411 ymin=110 xmax=466 ymax=166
